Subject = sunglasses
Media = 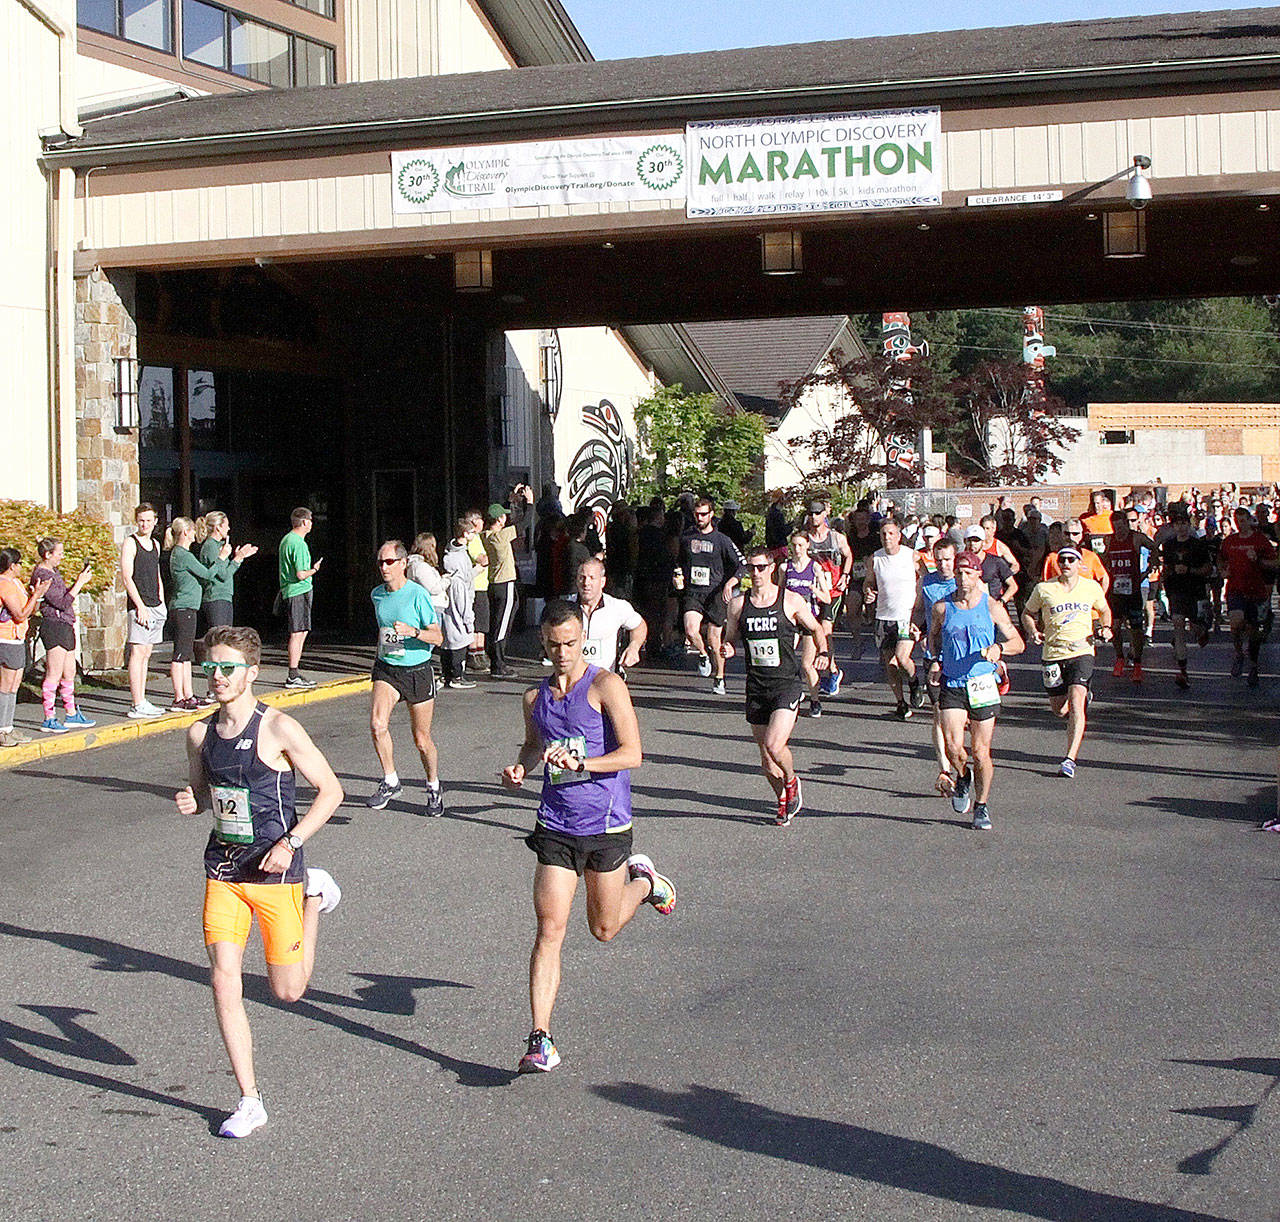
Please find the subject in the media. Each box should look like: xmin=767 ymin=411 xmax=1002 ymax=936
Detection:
xmin=747 ymin=561 xmax=772 ymax=571
xmin=378 ymin=557 xmax=404 ymax=566
xmin=200 ymin=661 xmax=253 ymax=677
xmin=1060 ymin=556 xmax=1079 ymax=564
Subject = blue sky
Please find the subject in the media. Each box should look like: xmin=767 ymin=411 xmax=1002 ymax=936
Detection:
xmin=567 ymin=1 xmax=1254 ymax=59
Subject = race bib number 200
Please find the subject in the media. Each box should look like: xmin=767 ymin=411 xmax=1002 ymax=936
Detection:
xmin=966 ymin=672 xmax=1001 ymax=709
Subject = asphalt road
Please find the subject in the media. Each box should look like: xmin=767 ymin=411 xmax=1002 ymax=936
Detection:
xmin=1 ymin=636 xmax=1278 ymax=1221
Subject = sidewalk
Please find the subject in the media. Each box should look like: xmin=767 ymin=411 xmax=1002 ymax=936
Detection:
xmin=0 ymin=626 xmax=553 ymax=771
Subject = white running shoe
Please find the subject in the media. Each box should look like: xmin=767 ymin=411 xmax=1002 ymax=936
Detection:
xmin=127 ymin=701 xmax=163 ymax=719
xmin=697 ymin=653 xmax=712 ymax=678
xmin=304 ymin=867 xmax=341 ymax=914
xmin=218 ymin=1094 xmax=267 ymax=1138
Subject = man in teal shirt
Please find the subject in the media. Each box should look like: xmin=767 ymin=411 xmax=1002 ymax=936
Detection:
xmin=279 ymin=507 xmax=322 ymax=689
xmin=365 ymin=539 xmax=445 ymax=817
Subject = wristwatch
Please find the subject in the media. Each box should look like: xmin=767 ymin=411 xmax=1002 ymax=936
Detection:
xmin=284 ymin=832 xmax=304 ymax=851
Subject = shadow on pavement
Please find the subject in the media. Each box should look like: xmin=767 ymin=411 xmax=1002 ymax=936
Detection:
xmin=0 ymin=921 xmax=516 ymax=1095
xmin=1169 ymin=1056 xmax=1280 ymax=1176
xmin=591 ymin=1082 xmax=1233 ymax=1221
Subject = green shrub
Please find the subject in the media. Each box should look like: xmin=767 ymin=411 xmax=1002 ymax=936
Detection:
xmin=0 ymin=501 xmax=116 ymax=596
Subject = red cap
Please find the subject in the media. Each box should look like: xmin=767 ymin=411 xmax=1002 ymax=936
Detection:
xmin=956 ymin=550 xmax=983 ymax=572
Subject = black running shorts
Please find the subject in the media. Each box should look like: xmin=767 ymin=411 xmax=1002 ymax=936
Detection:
xmin=681 ymin=589 xmax=727 ymax=628
xmin=1041 ymin=653 xmax=1094 ymax=698
xmin=939 ymin=683 xmax=999 ymax=722
xmin=745 ymin=679 xmax=802 ymax=726
xmin=525 ymin=824 xmax=632 ymax=875
xmin=371 ymin=657 xmax=437 ymax=705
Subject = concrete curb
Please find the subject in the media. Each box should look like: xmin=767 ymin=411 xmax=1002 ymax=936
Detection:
xmin=0 ymin=675 xmax=371 ymax=771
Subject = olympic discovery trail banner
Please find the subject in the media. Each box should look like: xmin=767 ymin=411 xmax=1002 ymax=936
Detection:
xmin=391 ymin=135 xmax=686 ymax=213
xmin=687 ymin=108 xmax=941 ymax=217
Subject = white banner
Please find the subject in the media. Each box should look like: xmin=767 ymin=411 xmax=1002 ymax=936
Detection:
xmin=391 ymin=135 xmax=685 ymax=213
xmin=685 ymin=109 xmax=941 ymax=217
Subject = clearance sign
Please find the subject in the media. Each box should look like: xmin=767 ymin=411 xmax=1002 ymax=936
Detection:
xmin=686 ymin=108 xmax=941 ymax=217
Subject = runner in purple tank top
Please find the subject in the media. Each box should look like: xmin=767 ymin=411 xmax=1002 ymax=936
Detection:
xmin=783 ymin=531 xmax=832 ymax=718
xmin=502 ymin=599 xmax=675 ymax=1074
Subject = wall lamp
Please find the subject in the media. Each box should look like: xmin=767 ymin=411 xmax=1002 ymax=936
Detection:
xmin=113 ymin=355 xmax=139 ymax=433
xmin=760 ymin=231 xmax=803 ymax=275
xmin=1064 ymin=156 xmax=1152 ymax=257
xmin=454 ymin=249 xmax=493 ymax=292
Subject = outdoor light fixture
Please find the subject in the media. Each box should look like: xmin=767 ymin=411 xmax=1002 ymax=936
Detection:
xmin=113 ymin=355 xmax=139 ymax=432
xmin=454 ymin=249 xmax=493 ymax=292
xmin=1103 ymin=210 xmax=1146 ymax=258
xmin=760 ymin=231 xmax=803 ymax=275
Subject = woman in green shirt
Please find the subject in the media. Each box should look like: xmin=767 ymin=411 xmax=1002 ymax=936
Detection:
xmin=165 ymin=517 xmax=230 ymax=711
xmin=196 ymin=511 xmax=258 ymax=629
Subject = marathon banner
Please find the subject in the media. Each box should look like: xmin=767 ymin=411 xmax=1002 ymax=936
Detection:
xmin=685 ymin=108 xmax=941 ymax=217
xmin=391 ymin=135 xmax=686 ymax=213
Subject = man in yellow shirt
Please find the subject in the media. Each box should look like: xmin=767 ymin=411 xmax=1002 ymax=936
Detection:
xmin=1021 ymin=546 xmax=1112 ymax=779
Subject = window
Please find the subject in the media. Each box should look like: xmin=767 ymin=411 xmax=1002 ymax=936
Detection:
xmin=1100 ymin=429 xmax=1135 ymax=446
xmin=139 ymin=367 xmax=176 ymax=450
xmin=78 ymin=0 xmax=171 ymax=50
xmin=178 ymin=0 xmax=334 ymax=87
xmin=188 ymin=370 xmax=229 ymax=451
xmin=289 ymin=0 xmax=333 ymax=18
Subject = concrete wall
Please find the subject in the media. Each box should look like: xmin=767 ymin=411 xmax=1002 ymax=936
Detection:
xmin=1052 ymin=425 xmax=1263 ymax=487
xmin=1 ymin=0 xmax=64 ymax=507
xmin=345 ymin=0 xmax=513 ymax=82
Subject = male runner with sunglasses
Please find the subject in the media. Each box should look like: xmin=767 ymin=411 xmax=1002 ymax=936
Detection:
xmin=175 ymin=625 xmax=343 ymax=1138
xmin=723 ymin=545 xmax=829 ymax=825
xmin=1022 ymin=547 xmax=1112 ymax=777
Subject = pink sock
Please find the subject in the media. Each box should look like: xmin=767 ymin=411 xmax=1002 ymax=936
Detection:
xmin=59 ymin=677 xmax=75 ymax=714
xmin=42 ymin=676 xmax=57 ymax=718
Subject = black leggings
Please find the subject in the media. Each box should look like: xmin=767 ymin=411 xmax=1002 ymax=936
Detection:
xmin=440 ymin=646 xmax=468 ymax=681
xmin=487 ymin=582 xmax=516 ymax=670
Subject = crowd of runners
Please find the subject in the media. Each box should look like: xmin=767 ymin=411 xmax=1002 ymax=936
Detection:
xmin=4 ymin=481 xmax=1276 ymax=1137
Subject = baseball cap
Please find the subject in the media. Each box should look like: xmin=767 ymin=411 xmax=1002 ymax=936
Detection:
xmin=921 ymin=524 xmax=941 ymax=540
xmin=723 ymin=500 xmax=739 ymax=512
xmin=807 ymin=499 xmax=827 ymax=514
xmin=487 ymin=502 xmax=507 ymax=519
xmin=963 ymin=524 xmax=985 ymax=541
xmin=956 ymin=551 xmax=982 ymax=571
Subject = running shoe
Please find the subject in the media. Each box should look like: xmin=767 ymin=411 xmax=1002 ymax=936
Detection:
xmin=785 ymin=774 xmax=803 ymax=819
xmin=775 ymin=790 xmax=791 ymax=826
xmin=517 ymin=1029 xmax=561 ymax=1074
xmin=0 ymin=729 xmax=32 ymax=747
xmin=817 ymin=672 xmax=836 ymax=697
xmin=908 ymin=677 xmax=925 ymax=708
xmin=63 ymin=710 xmax=96 ymax=727
xmin=996 ymin=662 xmax=1011 ymax=697
xmin=1174 ymin=670 xmax=1190 ymax=690
xmin=1059 ymin=758 xmax=1076 ymax=779
xmin=167 ymin=698 xmax=189 ymax=712
xmin=829 ymin=667 xmax=844 ymax=697
xmin=1131 ymin=663 xmax=1143 ymax=684
xmin=972 ymin=804 xmax=993 ymax=831
xmin=284 ymin=674 xmax=316 ymax=689
xmin=711 ymin=677 xmax=726 ymax=696
xmin=303 ymin=866 xmax=342 ymax=913
xmin=1197 ymin=623 xmax=1211 ymax=648
xmin=39 ymin=717 xmax=68 ymax=734
xmin=127 ymin=701 xmax=163 ymax=719
xmin=491 ymin=666 xmax=518 ymax=678
xmin=218 ymin=1094 xmax=267 ymax=1138
xmin=893 ymin=700 xmax=911 ymax=721
xmin=1111 ymin=657 xmax=1126 ymax=678
xmin=445 ymin=677 xmax=477 ymax=689
xmin=808 ymin=697 xmax=822 ymax=718
xmin=1230 ymin=654 xmax=1244 ymax=678
xmin=626 ymin=853 xmax=676 ymax=913
xmin=697 ymin=653 xmax=712 ymax=678
xmin=1248 ymin=668 xmax=1260 ymax=689
xmin=1261 ymin=817 xmax=1280 ymax=832
xmin=424 ymin=787 xmax=444 ymax=818
xmin=951 ymin=765 xmax=974 ymax=815
xmin=365 ymin=779 xmax=403 ymax=809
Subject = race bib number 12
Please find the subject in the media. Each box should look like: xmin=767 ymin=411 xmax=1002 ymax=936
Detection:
xmin=211 ymin=785 xmax=254 ymax=845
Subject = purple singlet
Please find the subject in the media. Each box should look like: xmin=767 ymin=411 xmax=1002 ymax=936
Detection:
xmin=532 ymin=664 xmax=632 ymax=836
xmin=785 ymin=558 xmax=819 ymax=614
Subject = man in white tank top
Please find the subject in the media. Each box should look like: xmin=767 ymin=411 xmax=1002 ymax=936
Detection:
xmin=863 ymin=519 xmax=922 ymax=720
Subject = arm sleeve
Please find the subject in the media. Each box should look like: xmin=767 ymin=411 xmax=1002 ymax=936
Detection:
xmin=721 ymin=536 xmax=743 ymax=579
xmin=36 ymin=569 xmax=76 ymax=612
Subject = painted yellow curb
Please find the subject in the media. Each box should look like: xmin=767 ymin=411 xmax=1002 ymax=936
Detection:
xmin=0 ymin=675 xmax=372 ymax=771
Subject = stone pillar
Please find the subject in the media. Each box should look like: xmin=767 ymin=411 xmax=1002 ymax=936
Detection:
xmin=75 ymin=267 xmax=139 ymax=673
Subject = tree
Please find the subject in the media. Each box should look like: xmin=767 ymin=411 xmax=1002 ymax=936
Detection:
xmin=778 ymin=351 xmax=954 ymax=494
xmin=948 ymin=362 xmax=1080 ymax=485
xmin=633 ymin=384 xmax=766 ymax=507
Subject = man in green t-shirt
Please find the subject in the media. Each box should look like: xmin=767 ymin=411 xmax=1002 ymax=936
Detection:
xmin=279 ymin=507 xmax=322 ymax=688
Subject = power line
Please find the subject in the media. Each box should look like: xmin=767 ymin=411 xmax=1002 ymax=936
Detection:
xmin=940 ymin=341 xmax=1280 ymax=372
xmin=977 ymin=307 xmax=1280 ymax=341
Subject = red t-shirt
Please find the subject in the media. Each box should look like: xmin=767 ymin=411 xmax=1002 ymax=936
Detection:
xmin=1219 ymin=531 xmax=1276 ymax=601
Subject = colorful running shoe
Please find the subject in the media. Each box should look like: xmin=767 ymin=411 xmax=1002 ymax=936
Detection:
xmin=626 ymin=853 xmax=676 ymax=913
xmin=1112 ymin=657 xmax=1126 ymax=678
xmin=1059 ymin=758 xmax=1076 ymax=779
xmin=517 ymin=1029 xmax=560 ymax=1074
xmin=39 ymin=717 xmax=67 ymax=734
xmin=784 ymin=774 xmax=803 ymax=820
xmin=63 ymin=710 xmax=96 ymax=727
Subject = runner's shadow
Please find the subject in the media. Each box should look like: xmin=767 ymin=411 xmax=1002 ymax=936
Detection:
xmin=12 ymin=769 xmax=179 ymax=801
xmin=1131 ymin=785 xmax=1271 ymax=824
xmin=0 ymin=922 xmax=515 ymax=1089
xmin=591 ymin=1082 xmax=1231 ymax=1221
xmin=1169 ymin=1056 xmax=1280 ymax=1176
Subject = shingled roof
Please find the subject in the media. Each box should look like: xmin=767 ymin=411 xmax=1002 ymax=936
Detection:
xmin=46 ymin=7 xmax=1280 ymax=164
xmin=683 ymin=316 xmax=860 ymax=420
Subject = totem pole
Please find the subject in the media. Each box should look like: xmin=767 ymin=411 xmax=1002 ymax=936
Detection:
xmin=881 ymin=312 xmax=930 ymax=482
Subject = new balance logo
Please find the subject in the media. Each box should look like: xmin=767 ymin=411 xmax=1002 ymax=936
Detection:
xmin=235 ymin=739 xmax=254 ymax=750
